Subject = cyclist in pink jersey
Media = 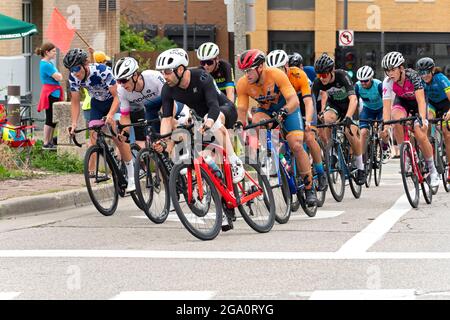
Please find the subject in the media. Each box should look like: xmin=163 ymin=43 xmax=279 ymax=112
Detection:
xmin=381 ymin=51 xmax=439 ymax=187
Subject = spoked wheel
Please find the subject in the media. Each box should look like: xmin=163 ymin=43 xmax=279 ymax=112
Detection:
xmin=128 ymin=143 xmax=145 ymax=211
xmin=260 ymin=156 xmax=291 ymax=224
xmin=169 ymin=163 xmax=221 ymax=241
xmin=400 ymin=142 xmax=419 ymax=208
xmin=349 ymin=168 xmax=362 ymax=199
xmin=417 ymin=151 xmax=433 ymax=204
xmin=236 ymin=158 xmax=275 ymax=233
xmin=374 ymin=139 xmax=383 ymax=187
xmin=443 ymin=143 xmax=450 ymax=192
xmin=84 ymin=145 xmax=119 ymax=216
xmin=297 ymin=185 xmax=317 ymax=217
xmin=326 ymin=143 xmax=345 ymax=202
xmin=364 ymin=142 xmax=373 ymax=188
xmin=135 ymin=148 xmax=170 ymax=224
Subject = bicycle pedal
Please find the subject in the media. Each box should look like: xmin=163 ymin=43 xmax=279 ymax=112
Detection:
xmin=221 ymin=224 xmax=233 ymax=232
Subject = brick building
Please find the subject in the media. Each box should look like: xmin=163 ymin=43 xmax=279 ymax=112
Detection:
xmin=0 ymin=0 xmax=120 ymax=109
xmin=248 ymin=0 xmax=450 ymax=77
xmin=121 ymin=0 xmax=231 ymax=62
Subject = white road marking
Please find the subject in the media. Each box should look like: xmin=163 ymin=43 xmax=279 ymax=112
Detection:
xmin=290 ymin=211 xmax=345 ymax=220
xmin=0 ymin=292 xmax=21 ymax=300
xmin=308 ymin=289 xmax=416 ymax=300
xmin=111 ymin=291 xmax=216 ymax=300
xmin=3 ymin=250 xmax=450 ymax=260
xmin=337 ymin=194 xmax=410 ymax=254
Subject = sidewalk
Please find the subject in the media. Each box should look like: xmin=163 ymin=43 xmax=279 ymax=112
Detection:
xmin=0 ymin=173 xmax=91 ymax=217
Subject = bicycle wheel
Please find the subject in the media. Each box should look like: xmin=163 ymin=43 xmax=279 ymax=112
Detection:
xmin=297 ymin=186 xmax=317 ymax=217
xmin=364 ymin=142 xmax=373 ymax=188
xmin=417 ymin=151 xmax=433 ymax=204
xmin=326 ymin=143 xmax=345 ymax=202
xmin=400 ymin=142 xmax=419 ymax=208
xmin=84 ymin=145 xmax=119 ymax=216
xmin=236 ymin=158 xmax=275 ymax=233
xmin=128 ymin=143 xmax=145 ymax=211
xmin=443 ymin=140 xmax=450 ymax=192
xmin=135 ymin=148 xmax=170 ymax=224
xmin=169 ymin=163 xmax=221 ymax=241
xmin=374 ymin=138 xmax=383 ymax=187
xmin=349 ymin=169 xmax=362 ymax=199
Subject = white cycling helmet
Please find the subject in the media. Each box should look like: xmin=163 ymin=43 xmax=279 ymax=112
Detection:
xmin=381 ymin=51 xmax=405 ymax=70
xmin=196 ymin=42 xmax=219 ymax=61
xmin=113 ymin=57 xmax=139 ymax=80
xmin=155 ymin=48 xmax=189 ymax=70
xmin=356 ymin=65 xmax=374 ymax=81
xmin=266 ymin=50 xmax=289 ymax=68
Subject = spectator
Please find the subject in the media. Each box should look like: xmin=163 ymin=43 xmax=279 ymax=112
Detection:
xmin=36 ymin=43 xmax=64 ymax=150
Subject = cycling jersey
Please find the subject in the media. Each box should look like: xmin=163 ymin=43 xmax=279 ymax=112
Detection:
xmin=312 ymin=69 xmax=356 ymax=115
xmin=382 ymin=68 xmax=423 ymax=101
xmin=287 ymin=66 xmax=317 ymax=126
xmin=303 ymin=66 xmax=317 ymax=83
xmin=424 ymin=72 xmax=450 ymax=103
xmin=355 ymin=79 xmax=383 ymax=110
xmin=237 ymin=67 xmax=304 ymax=136
xmin=69 ymin=63 xmax=116 ymax=101
xmin=209 ymin=59 xmax=235 ymax=94
xmin=161 ymin=68 xmax=236 ymax=128
xmin=118 ymin=70 xmax=166 ymax=116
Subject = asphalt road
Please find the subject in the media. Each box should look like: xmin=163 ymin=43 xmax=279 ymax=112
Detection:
xmin=1 ymin=159 xmax=450 ymax=300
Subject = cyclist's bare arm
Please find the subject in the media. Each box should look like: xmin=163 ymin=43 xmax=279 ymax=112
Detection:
xmin=345 ymin=94 xmax=358 ymax=118
xmin=284 ymin=94 xmax=300 ymax=113
xmin=107 ymin=84 xmax=120 ymax=123
xmin=303 ymin=96 xmax=314 ymax=124
xmin=70 ymin=91 xmax=81 ymax=133
xmin=225 ymin=87 xmax=235 ymax=103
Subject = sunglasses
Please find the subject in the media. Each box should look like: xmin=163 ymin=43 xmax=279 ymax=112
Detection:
xmin=244 ymin=66 xmax=258 ymax=74
xmin=318 ymin=73 xmax=329 ymax=79
xmin=70 ymin=65 xmax=82 ymax=73
xmin=418 ymin=70 xmax=432 ymax=76
xmin=161 ymin=68 xmax=174 ymax=75
xmin=200 ymin=60 xmax=214 ymax=66
xmin=117 ymin=78 xmax=129 ymax=84
xmin=360 ymin=79 xmax=370 ymax=83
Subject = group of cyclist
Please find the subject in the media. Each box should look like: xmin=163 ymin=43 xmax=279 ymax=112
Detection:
xmin=63 ymin=40 xmax=450 ymax=219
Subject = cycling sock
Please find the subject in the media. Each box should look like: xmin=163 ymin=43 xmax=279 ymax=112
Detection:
xmin=125 ymin=160 xmax=135 ymax=179
xmin=355 ymin=155 xmax=364 ymax=170
xmin=314 ymin=162 xmax=324 ymax=175
xmin=426 ymin=157 xmax=437 ymax=174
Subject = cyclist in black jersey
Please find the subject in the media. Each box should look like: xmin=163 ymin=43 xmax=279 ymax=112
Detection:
xmin=197 ymin=42 xmax=235 ymax=103
xmin=155 ymin=48 xmax=244 ymax=184
xmin=312 ymin=53 xmax=366 ymax=185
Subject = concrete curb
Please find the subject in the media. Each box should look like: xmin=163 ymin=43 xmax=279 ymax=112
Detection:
xmin=0 ymin=187 xmax=92 ymax=218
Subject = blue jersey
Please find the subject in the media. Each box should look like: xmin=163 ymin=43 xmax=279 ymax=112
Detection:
xmin=303 ymin=66 xmax=316 ymax=83
xmin=424 ymin=72 xmax=450 ymax=103
xmin=39 ymin=60 xmax=60 ymax=98
xmin=69 ymin=63 xmax=116 ymax=101
xmin=355 ymin=79 xmax=383 ymax=110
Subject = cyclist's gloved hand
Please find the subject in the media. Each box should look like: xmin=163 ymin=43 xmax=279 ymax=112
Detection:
xmin=277 ymin=108 xmax=289 ymax=121
xmin=342 ymin=116 xmax=353 ymax=128
xmin=234 ymin=120 xmax=245 ymax=130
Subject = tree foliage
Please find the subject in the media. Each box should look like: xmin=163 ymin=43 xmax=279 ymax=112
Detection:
xmin=120 ymin=20 xmax=176 ymax=52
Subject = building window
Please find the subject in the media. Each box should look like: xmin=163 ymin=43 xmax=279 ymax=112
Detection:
xmin=269 ymin=31 xmax=314 ymax=65
xmin=99 ymin=0 xmax=116 ymax=11
xmin=268 ymin=0 xmax=315 ymax=10
xmin=164 ymin=24 xmax=215 ymax=51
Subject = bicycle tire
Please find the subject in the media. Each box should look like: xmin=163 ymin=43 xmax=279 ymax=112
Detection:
xmin=326 ymin=142 xmax=345 ymax=202
xmin=443 ymin=142 xmax=450 ymax=192
xmin=400 ymin=142 xmax=419 ymax=208
xmin=297 ymin=186 xmax=317 ymax=217
xmin=135 ymin=148 xmax=170 ymax=224
xmin=349 ymin=170 xmax=362 ymax=199
xmin=417 ymin=151 xmax=433 ymax=204
xmin=374 ymin=139 xmax=383 ymax=187
xmin=84 ymin=145 xmax=119 ymax=216
xmin=236 ymin=158 xmax=275 ymax=233
xmin=129 ymin=143 xmax=145 ymax=211
xmin=169 ymin=163 xmax=222 ymax=241
xmin=273 ymin=164 xmax=292 ymax=224
xmin=364 ymin=141 xmax=373 ymax=188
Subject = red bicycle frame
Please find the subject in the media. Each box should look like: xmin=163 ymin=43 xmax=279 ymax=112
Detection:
xmin=186 ymin=142 xmax=263 ymax=209
xmin=401 ymin=123 xmax=426 ymax=184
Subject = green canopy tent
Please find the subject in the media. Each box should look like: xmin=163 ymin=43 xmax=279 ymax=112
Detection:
xmin=0 ymin=13 xmax=37 ymax=40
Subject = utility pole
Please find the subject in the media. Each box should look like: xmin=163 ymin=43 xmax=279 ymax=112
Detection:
xmin=183 ymin=0 xmax=188 ymax=51
xmin=344 ymin=0 xmax=348 ymax=30
xmin=233 ymin=0 xmax=246 ymax=80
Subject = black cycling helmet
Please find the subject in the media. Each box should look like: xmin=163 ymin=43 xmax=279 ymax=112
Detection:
xmin=416 ymin=57 xmax=435 ymax=72
xmin=288 ymin=52 xmax=303 ymax=68
xmin=63 ymin=48 xmax=88 ymax=69
xmin=314 ymin=53 xmax=335 ymax=73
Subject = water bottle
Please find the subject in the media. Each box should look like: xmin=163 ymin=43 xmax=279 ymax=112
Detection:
xmin=279 ymin=154 xmax=291 ymax=174
xmin=204 ymin=155 xmax=223 ymax=179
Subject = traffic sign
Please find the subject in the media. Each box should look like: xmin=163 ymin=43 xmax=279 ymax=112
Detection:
xmin=339 ymin=30 xmax=354 ymax=47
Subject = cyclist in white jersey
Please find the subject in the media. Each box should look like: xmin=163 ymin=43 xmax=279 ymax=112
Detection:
xmin=113 ymin=57 xmax=189 ymax=149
